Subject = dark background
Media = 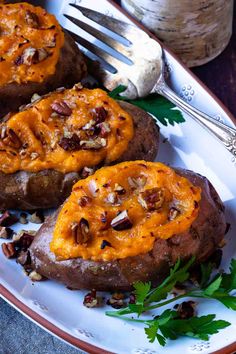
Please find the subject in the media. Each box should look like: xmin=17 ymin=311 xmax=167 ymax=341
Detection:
xmin=1 ymin=2 xmax=236 ymax=354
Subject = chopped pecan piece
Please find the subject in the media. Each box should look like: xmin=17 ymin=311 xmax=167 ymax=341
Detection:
xmin=138 ymin=188 xmax=165 ymax=211
xmin=100 ymin=240 xmax=112 ymax=249
xmin=1 ymin=128 xmax=22 ymax=149
xmin=15 ymin=233 xmax=34 ymax=251
xmin=107 ymin=292 xmax=125 ymax=309
xmin=73 ymin=82 xmax=83 ymax=91
xmin=78 ymin=196 xmax=92 ymax=207
xmin=92 ymin=106 xmax=108 ymax=123
xmin=83 ymin=290 xmax=99 ymax=308
xmin=80 ymin=166 xmax=94 ymax=178
xmin=114 ymin=183 xmax=126 ymax=195
xmin=168 ymin=207 xmax=180 ymax=221
xmin=25 ymin=10 xmax=40 ymax=28
xmin=80 ymin=138 xmax=106 ymax=150
xmin=71 ymin=218 xmax=91 ymax=244
xmin=0 ymin=226 xmax=13 ymax=239
xmin=17 ymin=250 xmax=31 ymax=268
xmin=174 ymin=301 xmax=196 ymax=319
xmin=106 ymin=192 xmax=118 ymax=204
xmin=111 ymin=210 xmax=133 ymax=231
xmin=51 ymin=100 xmax=72 ymax=116
xmin=18 ymin=47 xmax=49 ymax=66
xmin=29 ymin=210 xmax=44 ymax=224
xmin=29 ymin=270 xmax=43 ymax=281
xmin=128 ymin=176 xmax=147 ymax=189
xmin=1 ymin=242 xmax=16 ymax=258
xmin=0 ymin=211 xmax=18 ymax=227
xmin=97 ymin=122 xmax=111 ymax=137
xmin=59 ymin=133 xmax=80 ymax=151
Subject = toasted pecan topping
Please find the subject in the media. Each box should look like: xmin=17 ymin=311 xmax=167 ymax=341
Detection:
xmin=111 ymin=210 xmax=133 ymax=231
xmin=138 ymin=187 xmax=164 ymax=211
xmin=58 ymin=133 xmax=80 ymax=151
xmin=92 ymin=106 xmax=108 ymax=123
xmin=168 ymin=207 xmax=180 ymax=221
xmin=51 ymin=100 xmax=72 ymax=116
xmin=0 ymin=211 xmax=18 ymax=227
xmin=1 ymin=242 xmax=16 ymax=258
xmin=1 ymin=128 xmax=22 ymax=149
xmin=25 ymin=10 xmax=40 ymax=28
xmin=71 ymin=218 xmax=91 ymax=245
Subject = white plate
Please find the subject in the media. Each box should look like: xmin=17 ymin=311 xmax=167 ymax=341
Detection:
xmin=1 ymin=1 xmax=236 ymax=353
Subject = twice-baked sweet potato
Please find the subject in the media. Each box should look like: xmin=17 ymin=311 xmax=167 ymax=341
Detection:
xmin=0 ymin=87 xmax=159 ymax=210
xmin=0 ymin=2 xmax=86 ymax=117
xmin=29 ymin=161 xmax=226 ymax=291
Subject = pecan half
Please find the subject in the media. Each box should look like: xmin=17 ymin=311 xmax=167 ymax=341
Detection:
xmin=51 ymin=100 xmax=72 ymax=116
xmin=0 ymin=211 xmax=18 ymax=227
xmin=92 ymin=106 xmax=108 ymax=123
xmin=111 ymin=210 xmax=133 ymax=231
xmin=1 ymin=128 xmax=22 ymax=149
xmin=25 ymin=10 xmax=40 ymax=28
xmin=138 ymin=188 xmax=165 ymax=211
xmin=1 ymin=242 xmax=16 ymax=258
xmin=71 ymin=218 xmax=91 ymax=244
xmin=59 ymin=133 xmax=80 ymax=151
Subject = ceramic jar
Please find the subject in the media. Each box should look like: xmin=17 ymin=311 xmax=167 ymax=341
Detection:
xmin=121 ymin=0 xmax=234 ymax=67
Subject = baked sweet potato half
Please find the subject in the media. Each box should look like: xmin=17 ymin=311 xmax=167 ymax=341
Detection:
xmin=29 ymin=161 xmax=226 ymax=291
xmin=0 ymin=2 xmax=86 ymax=117
xmin=0 ymin=86 xmax=159 ymax=210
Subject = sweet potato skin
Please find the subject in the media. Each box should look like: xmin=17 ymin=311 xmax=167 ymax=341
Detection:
xmin=29 ymin=169 xmax=226 ymax=291
xmin=0 ymin=31 xmax=87 ymax=118
xmin=0 ymin=101 xmax=159 ymax=210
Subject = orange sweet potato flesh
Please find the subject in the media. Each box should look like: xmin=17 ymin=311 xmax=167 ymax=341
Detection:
xmin=30 ymin=165 xmax=226 ymax=291
xmin=0 ymin=2 xmax=87 ymax=117
xmin=0 ymin=89 xmax=159 ymax=209
xmin=51 ymin=161 xmax=202 ymax=261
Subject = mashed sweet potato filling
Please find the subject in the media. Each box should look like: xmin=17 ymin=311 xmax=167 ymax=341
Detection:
xmin=51 ymin=161 xmax=202 ymax=261
xmin=0 ymin=87 xmax=134 ymax=174
xmin=0 ymin=2 xmax=64 ymax=85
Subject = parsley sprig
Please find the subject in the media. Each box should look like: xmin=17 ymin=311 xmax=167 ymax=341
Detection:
xmin=108 ymin=85 xmax=185 ymax=126
xmin=106 ymin=258 xmax=236 ymax=346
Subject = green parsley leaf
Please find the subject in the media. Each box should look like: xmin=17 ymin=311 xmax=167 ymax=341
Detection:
xmin=200 ymin=262 xmax=214 ymax=288
xmin=221 ymin=259 xmax=236 ymax=292
xmin=145 ymin=322 xmax=159 ymax=343
xmin=203 ymin=275 xmax=222 ymax=296
xmin=133 ymin=281 xmax=151 ymax=305
xmin=147 ymin=257 xmax=195 ymax=304
xmin=108 ymin=85 xmax=127 ymax=98
xmin=108 ymin=85 xmax=185 ymax=126
xmin=210 ymin=293 xmax=236 ymax=310
xmin=159 ymin=314 xmax=230 ymax=342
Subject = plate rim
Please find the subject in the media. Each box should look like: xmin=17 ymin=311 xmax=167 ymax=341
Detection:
xmin=1 ymin=1 xmax=236 ymax=353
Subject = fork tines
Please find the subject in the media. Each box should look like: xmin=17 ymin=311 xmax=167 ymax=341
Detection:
xmin=64 ymin=4 xmax=139 ymax=73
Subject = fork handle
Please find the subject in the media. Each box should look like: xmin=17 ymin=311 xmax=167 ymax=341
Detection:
xmin=155 ymin=81 xmax=236 ymax=157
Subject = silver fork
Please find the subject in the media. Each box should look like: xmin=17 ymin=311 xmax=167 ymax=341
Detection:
xmin=64 ymin=4 xmax=236 ymax=157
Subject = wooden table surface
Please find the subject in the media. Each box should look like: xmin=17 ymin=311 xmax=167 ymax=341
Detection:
xmin=1 ymin=3 xmax=236 ymax=354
